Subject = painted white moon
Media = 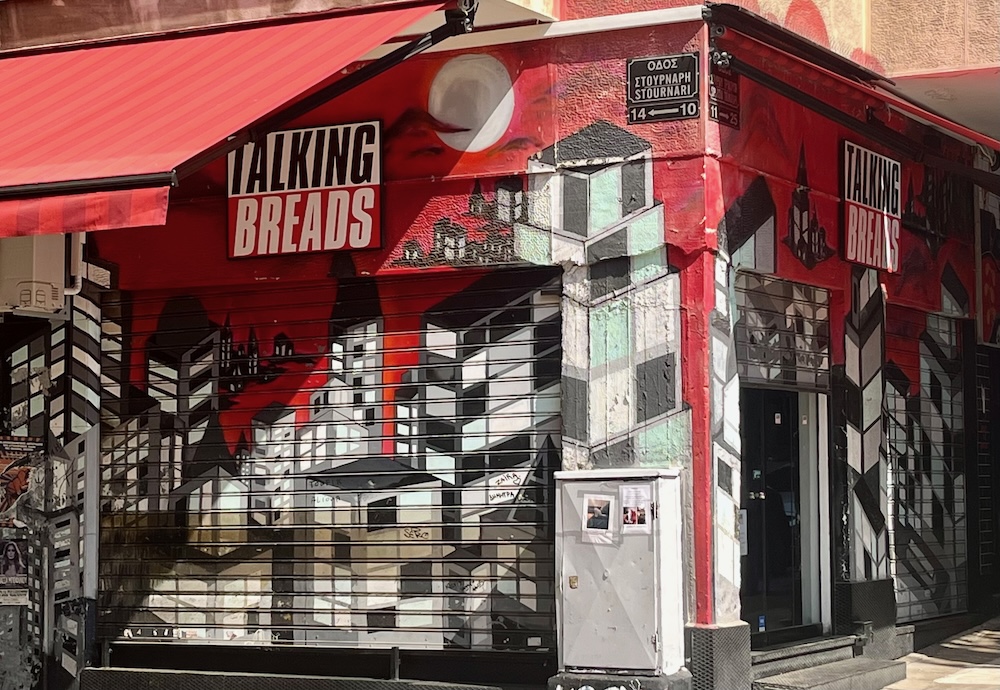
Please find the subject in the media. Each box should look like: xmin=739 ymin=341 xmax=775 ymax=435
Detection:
xmin=428 ymin=55 xmax=515 ymax=153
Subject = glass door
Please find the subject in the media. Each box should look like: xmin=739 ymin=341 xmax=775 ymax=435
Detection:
xmin=740 ymin=387 xmax=819 ymax=647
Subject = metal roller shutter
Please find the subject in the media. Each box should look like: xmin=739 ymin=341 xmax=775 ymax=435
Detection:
xmin=886 ymin=306 xmax=968 ymax=622
xmin=734 ymin=272 xmax=831 ymax=391
xmin=98 ymin=267 xmax=562 ymax=652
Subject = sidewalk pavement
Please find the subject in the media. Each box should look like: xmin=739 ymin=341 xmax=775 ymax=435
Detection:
xmin=886 ymin=617 xmax=1000 ymax=690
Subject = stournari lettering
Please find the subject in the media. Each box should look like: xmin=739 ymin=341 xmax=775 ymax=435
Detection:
xmin=633 ymin=84 xmax=695 ymax=100
xmin=633 ymin=68 xmax=694 ymax=101
xmin=633 ymin=71 xmax=692 ymax=87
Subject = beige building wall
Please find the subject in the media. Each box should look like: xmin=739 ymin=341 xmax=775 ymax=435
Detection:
xmin=870 ymin=0 xmax=1000 ymax=74
xmin=757 ymin=0 xmax=870 ymax=59
xmin=732 ymin=0 xmax=999 ymax=77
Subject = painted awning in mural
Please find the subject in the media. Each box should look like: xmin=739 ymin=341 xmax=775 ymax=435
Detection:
xmin=0 ymin=2 xmax=442 ymax=237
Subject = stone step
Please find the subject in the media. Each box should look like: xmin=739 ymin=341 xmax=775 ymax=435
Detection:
xmin=753 ymin=658 xmax=906 ymax=690
xmin=751 ymin=637 xmax=857 ymax=680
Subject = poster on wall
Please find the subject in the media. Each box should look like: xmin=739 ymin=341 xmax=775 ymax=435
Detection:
xmin=582 ymin=494 xmax=615 ymax=544
xmin=227 ymin=121 xmax=382 ymax=258
xmin=620 ymin=483 xmax=652 ymax=535
xmin=0 ymin=436 xmax=44 ymax=517
xmin=0 ymin=539 xmax=28 ymax=605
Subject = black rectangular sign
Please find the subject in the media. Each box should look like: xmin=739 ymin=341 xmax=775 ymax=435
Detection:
xmin=709 ymin=66 xmax=740 ymax=129
xmin=627 ymin=53 xmax=700 ymax=124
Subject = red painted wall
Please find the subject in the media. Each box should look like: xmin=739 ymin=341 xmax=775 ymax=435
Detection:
xmin=102 ymin=24 xmax=707 ymax=289
xmin=709 ymin=33 xmax=976 ymax=385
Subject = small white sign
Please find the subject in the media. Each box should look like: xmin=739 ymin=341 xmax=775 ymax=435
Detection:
xmin=739 ymin=509 xmax=749 ymax=557
xmin=488 ymin=469 xmax=530 ymax=505
xmin=620 ymin=483 xmax=652 ymax=535
xmin=0 ymin=588 xmax=28 ymax=606
xmin=582 ymin=493 xmax=615 ymax=544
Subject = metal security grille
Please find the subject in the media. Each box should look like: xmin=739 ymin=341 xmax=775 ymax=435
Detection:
xmin=98 ymin=267 xmax=562 ymax=653
xmin=734 ymin=272 xmax=830 ymax=391
xmin=976 ymin=349 xmax=994 ymax=574
xmin=886 ymin=307 xmax=967 ymax=622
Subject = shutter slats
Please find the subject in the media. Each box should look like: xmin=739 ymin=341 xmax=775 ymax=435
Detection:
xmin=887 ymin=307 xmax=968 ymax=623
xmin=98 ymin=267 xmax=561 ymax=651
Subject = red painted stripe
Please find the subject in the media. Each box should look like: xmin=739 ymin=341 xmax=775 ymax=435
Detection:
xmin=681 ymin=248 xmax=715 ymax=625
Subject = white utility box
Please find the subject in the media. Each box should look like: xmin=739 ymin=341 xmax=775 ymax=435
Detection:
xmin=0 ymin=235 xmax=66 ymax=314
xmin=555 ymin=468 xmax=684 ymax=676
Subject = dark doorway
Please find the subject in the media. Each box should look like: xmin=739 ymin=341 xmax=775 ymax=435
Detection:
xmin=740 ymin=387 xmax=819 ymax=648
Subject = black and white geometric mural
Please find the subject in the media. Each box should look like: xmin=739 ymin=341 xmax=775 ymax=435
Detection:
xmin=97 ymin=267 xmax=562 ymax=652
xmin=841 ymin=267 xmax=889 ymax=583
xmin=886 ymin=305 xmax=968 ymax=622
xmin=515 ymin=120 xmax=689 ymax=470
xmin=734 ymin=273 xmax=831 ymax=392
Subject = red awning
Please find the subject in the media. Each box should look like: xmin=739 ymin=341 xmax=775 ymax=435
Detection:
xmin=0 ymin=188 xmax=170 ymax=237
xmin=0 ymin=2 xmax=441 ymax=236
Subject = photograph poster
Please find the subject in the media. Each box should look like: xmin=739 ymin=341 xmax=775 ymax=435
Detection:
xmin=0 ymin=539 xmax=28 ymax=606
xmin=582 ymin=494 xmax=615 ymax=544
xmin=620 ymin=483 xmax=652 ymax=534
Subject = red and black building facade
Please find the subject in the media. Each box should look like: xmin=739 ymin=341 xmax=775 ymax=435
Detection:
xmin=0 ymin=2 xmax=997 ymax=690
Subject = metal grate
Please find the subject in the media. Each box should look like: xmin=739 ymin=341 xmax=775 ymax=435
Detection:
xmin=886 ymin=307 xmax=967 ymax=623
xmin=97 ymin=268 xmax=562 ymax=652
xmin=975 ymin=349 xmax=993 ymax=574
xmin=688 ymin=624 xmax=751 ymax=690
xmin=81 ymin=668 xmax=502 ymax=690
xmin=734 ymin=273 xmax=830 ymax=391
xmin=976 ymin=347 xmax=996 ymax=573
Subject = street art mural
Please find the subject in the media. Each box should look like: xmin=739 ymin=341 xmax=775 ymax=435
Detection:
xmin=90 ymin=23 xmax=706 ymax=647
xmin=886 ymin=306 xmax=968 ymax=623
xmin=75 ymin=4 xmax=978 ymax=654
xmin=96 ymin=264 xmax=562 ymax=648
xmin=93 ymin=123 xmax=691 ymax=649
xmin=980 ymin=187 xmax=1000 ymax=345
xmin=0 ymin=290 xmax=104 ymax=690
xmin=711 ymin=44 xmax=975 ymax=627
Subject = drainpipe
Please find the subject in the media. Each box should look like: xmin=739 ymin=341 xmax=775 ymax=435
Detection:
xmin=65 ymin=233 xmax=85 ymax=296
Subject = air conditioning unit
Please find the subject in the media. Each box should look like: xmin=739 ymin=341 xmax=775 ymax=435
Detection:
xmin=0 ymin=234 xmax=68 ymax=315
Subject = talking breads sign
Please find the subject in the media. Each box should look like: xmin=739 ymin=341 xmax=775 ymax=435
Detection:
xmin=227 ymin=122 xmax=381 ymax=258
xmin=842 ymin=141 xmax=901 ymax=273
